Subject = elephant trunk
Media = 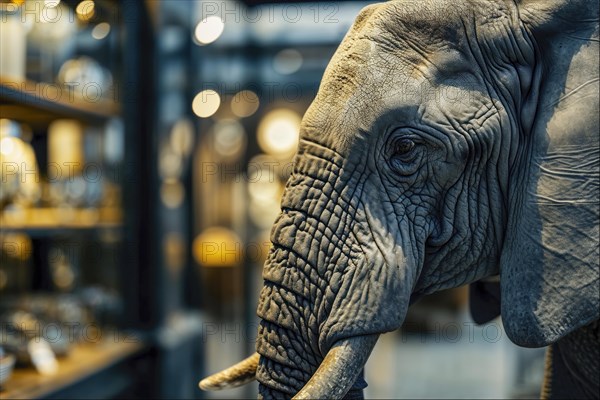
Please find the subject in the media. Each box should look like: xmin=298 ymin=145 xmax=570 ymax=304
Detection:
xmin=255 ymin=183 xmax=417 ymax=395
xmin=255 ymin=206 xmax=350 ymax=397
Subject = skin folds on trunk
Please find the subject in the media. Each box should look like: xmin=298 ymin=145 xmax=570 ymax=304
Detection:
xmin=254 ymin=144 xmax=417 ymax=397
xmin=254 ymin=183 xmax=359 ymax=396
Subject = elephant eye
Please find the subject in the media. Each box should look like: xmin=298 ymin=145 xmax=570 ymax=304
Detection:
xmin=393 ymin=138 xmax=415 ymax=156
xmin=388 ymin=136 xmax=421 ymax=175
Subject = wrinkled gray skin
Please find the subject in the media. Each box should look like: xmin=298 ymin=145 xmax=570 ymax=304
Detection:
xmin=207 ymin=0 xmax=599 ymax=398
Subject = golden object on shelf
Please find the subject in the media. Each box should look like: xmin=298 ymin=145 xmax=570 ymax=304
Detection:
xmin=48 ymin=119 xmax=84 ymax=175
xmin=49 ymin=247 xmax=76 ymax=291
xmin=0 ymin=232 xmax=31 ymax=261
xmin=193 ymin=227 xmax=242 ymax=268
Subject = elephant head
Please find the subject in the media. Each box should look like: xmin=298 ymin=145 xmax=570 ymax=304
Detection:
xmin=201 ymin=0 xmax=599 ymax=397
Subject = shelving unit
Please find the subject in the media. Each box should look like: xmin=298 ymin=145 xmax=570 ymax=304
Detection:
xmin=0 ymin=0 xmax=149 ymax=399
xmin=1 ymin=1 xmax=203 ymax=398
xmin=1 ymin=340 xmax=146 ymax=399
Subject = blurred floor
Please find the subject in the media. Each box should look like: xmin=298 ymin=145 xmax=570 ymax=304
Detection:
xmin=365 ymin=312 xmax=546 ymax=399
xmin=202 ymin=310 xmax=546 ymax=399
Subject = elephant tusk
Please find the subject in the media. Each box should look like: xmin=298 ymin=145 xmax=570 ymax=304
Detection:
xmin=293 ymin=334 xmax=379 ymax=400
xmin=199 ymin=352 xmax=260 ymax=391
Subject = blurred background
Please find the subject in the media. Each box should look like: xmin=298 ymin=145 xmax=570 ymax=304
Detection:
xmin=0 ymin=0 xmax=545 ymax=398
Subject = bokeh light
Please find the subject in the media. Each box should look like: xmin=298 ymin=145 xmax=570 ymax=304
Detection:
xmin=75 ymin=0 xmax=95 ymax=22
xmin=91 ymin=22 xmax=110 ymax=40
xmin=257 ymin=109 xmax=301 ymax=157
xmin=0 ymin=137 xmax=16 ymax=156
xmin=192 ymin=90 xmax=221 ymax=118
xmin=194 ymin=16 xmax=224 ymax=45
xmin=44 ymin=0 xmax=61 ymax=8
xmin=170 ymin=119 xmax=195 ymax=158
xmin=231 ymin=90 xmax=260 ymax=118
xmin=160 ymin=179 xmax=185 ymax=209
xmin=193 ymin=227 xmax=242 ymax=267
xmin=273 ymin=49 xmax=303 ymax=75
xmin=213 ymin=119 xmax=246 ymax=159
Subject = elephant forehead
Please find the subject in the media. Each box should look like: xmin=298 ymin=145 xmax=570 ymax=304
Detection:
xmin=371 ymin=0 xmax=471 ymax=50
xmin=299 ymin=0 xmax=513 ymax=149
xmin=374 ymin=0 xmax=515 ymax=40
xmin=302 ymin=42 xmax=488 ymax=145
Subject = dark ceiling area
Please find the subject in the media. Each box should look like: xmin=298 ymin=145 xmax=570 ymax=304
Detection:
xmin=241 ymin=0 xmax=353 ymax=4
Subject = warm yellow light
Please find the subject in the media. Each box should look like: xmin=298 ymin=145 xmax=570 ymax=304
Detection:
xmin=164 ymin=232 xmax=185 ymax=273
xmin=76 ymin=0 xmax=95 ymax=22
xmin=91 ymin=22 xmax=110 ymax=39
xmin=257 ymin=109 xmax=301 ymax=156
xmin=192 ymin=89 xmax=221 ymax=118
xmin=231 ymin=90 xmax=260 ymax=118
xmin=248 ymin=178 xmax=280 ymax=202
xmin=193 ymin=227 xmax=242 ymax=267
xmin=249 ymin=197 xmax=281 ymax=229
xmin=48 ymin=119 xmax=84 ymax=174
xmin=44 ymin=0 xmax=61 ymax=8
xmin=0 ymin=137 xmax=16 ymax=156
xmin=170 ymin=119 xmax=194 ymax=158
xmin=213 ymin=119 xmax=245 ymax=158
xmin=160 ymin=179 xmax=185 ymax=209
xmin=194 ymin=16 xmax=224 ymax=45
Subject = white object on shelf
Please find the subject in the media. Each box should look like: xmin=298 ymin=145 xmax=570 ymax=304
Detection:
xmin=0 ymin=353 xmax=16 ymax=386
xmin=0 ymin=4 xmax=27 ymax=80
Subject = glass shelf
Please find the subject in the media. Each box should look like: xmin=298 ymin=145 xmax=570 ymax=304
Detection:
xmin=0 ymin=207 xmax=122 ymax=235
xmin=0 ymin=78 xmax=120 ymax=127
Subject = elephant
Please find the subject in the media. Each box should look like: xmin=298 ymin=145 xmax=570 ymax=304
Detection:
xmin=200 ymin=0 xmax=599 ymax=398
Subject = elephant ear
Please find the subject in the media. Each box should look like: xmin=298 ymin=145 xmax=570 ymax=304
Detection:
xmin=499 ymin=0 xmax=599 ymax=347
xmin=469 ymin=278 xmax=501 ymax=325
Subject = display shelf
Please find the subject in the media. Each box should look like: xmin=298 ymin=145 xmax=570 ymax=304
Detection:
xmin=0 ymin=78 xmax=120 ymax=127
xmin=0 ymin=207 xmax=122 ymax=235
xmin=0 ymin=340 xmax=145 ymax=399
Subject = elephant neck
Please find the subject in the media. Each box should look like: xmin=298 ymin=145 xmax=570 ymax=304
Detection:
xmin=541 ymin=320 xmax=599 ymax=399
